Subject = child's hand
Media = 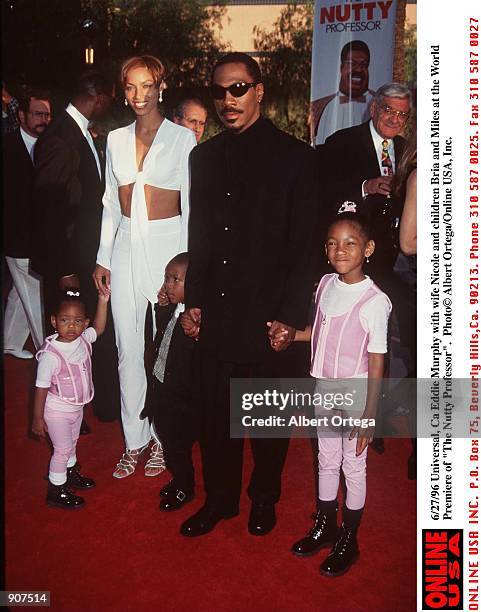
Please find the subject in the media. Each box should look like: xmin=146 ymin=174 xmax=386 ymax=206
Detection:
xmin=266 ymin=321 xmax=289 ymax=350
xmin=349 ymin=424 xmax=374 ymax=456
xmin=181 ymin=309 xmax=201 ymax=339
xmin=98 ymin=289 xmax=110 ymax=302
xmin=32 ymin=416 xmax=48 ymax=438
xmin=157 ymin=285 xmax=169 ymax=306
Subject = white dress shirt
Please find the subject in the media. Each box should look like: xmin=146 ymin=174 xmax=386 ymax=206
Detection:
xmin=19 ymin=127 xmax=37 ymax=159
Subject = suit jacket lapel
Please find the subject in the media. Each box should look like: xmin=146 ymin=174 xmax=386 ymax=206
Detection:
xmin=14 ymin=129 xmax=34 ymax=169
xmin=360 ymin=121 xmax=380 ymax=176
xmin=64 ymin=112 xmax=101 ymax=185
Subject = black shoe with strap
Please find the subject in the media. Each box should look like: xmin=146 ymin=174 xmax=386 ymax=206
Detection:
xmin=66 ymin=463 xmax=95 ymax=489
xmin=291 ymin=506 xmax=338 ymax=557
xmin=320 ymin=523 xmax=360 ymax=576
xmin=159 ymin=486 xmax=194 ymax=512
xmin=46 ymin=482 xmax=85 ymax=510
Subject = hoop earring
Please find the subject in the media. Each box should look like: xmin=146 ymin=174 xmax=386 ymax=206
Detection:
xmin=124 ymin=98 xmax=128 ymax=106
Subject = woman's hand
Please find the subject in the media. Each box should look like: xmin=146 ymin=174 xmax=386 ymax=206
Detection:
xmin=93 ymin=264 xmax=111 ymax=298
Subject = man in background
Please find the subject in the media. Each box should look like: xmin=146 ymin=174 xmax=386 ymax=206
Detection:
xmin=173 ymin=97 xmax=208 ymax=143
xmin=4 ymin=88 xmax=52 ymax=359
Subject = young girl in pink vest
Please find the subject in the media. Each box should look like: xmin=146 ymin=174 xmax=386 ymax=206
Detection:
xmin=32 ymin=289 xmax=109 ymax=509
xmin=276 ymin=213 xmax=391 ymax=576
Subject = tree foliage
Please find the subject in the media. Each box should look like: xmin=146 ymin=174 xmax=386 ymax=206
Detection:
xmin=253 ymin=3 xmax=313 ymax=142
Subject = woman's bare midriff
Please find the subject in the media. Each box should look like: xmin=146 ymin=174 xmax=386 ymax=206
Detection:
xmin=119 ymin=184 xmax=180 ymax=219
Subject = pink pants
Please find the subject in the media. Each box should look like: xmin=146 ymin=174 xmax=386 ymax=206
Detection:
xmin=317 ymin=431 xmax=368 ymax=510
xmin=44 ymin=401 xmax=83 ymax=484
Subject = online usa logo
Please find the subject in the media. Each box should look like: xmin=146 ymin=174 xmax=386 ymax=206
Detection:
xmin=422 ymin=530 xmax=463 ymax=610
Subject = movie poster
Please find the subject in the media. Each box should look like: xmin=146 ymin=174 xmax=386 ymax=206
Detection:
xmin=310 ymin=0 xmax=398 ymax=145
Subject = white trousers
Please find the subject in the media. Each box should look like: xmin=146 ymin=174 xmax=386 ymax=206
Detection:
xmin=4 ymin=256 xmax=44 ymax=351
xmin=110 ymin=216 xmax=182 ymax=450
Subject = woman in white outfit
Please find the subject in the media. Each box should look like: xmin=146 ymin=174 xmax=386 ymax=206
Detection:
xmin=93 ymin=55 xmax=196 ymax=478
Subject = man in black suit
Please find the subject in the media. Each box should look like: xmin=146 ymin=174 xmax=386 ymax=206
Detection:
xmin=181 ymin=53 xmax=320 ymax=537
xmin=32 ymin=72 xmax=119 ymax=422
xmin=4 ymin=88 xmax=51 ymax=359
xmin=320 ymin=82 xmax=412 ymax=290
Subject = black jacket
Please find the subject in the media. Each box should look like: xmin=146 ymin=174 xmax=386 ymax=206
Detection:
xmin=3 ymin=129 xmax=35 ymax=257
xmin=31 ymin=110 xmax=105 ymax=281
xmin=320 ymin=120 xmax=406 ymax=221
xmin=185 ymin=117 xmax=321 ymax=363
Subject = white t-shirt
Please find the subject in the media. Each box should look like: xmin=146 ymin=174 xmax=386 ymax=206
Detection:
xmin=36 ymin=328 xmax=97 ymax=411
xmin=320 ymin=275 xmax=391 ymax=354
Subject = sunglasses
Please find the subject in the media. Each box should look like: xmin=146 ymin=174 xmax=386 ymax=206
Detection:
xmin=210 ymin=81 xmax=258 ymax=100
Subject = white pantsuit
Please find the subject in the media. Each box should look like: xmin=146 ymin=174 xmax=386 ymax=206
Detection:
xmin=4 ymin=256 xmax=44 ymax=351
xmin=97 ymin=119 xmax=196 ymax=450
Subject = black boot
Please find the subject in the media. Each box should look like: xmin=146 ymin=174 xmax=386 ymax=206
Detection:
xmin=291 ymin=501 xmax=338 ymax=557
xmin=320 ymin=507 xmax=362 ymax=576
xmin=46 ymin=482 xmax=85 ymax=509
xmin=66 ymin=463 xmax=95 ymax=489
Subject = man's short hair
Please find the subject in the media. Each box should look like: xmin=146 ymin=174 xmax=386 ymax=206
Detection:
xmin=173 ymin=98 xmax=207 ymax=120
xmin=340 ymin=40 xmax=370 ymax=64
xmin=72 ymin=71 xmax=113 ymax=101
xmin=374 ymin=82 xmax=412 ymax=107
xmin=120 ymin=55 xmax=166 ymax=89
xmin=18 ymin=87 xmax=52 ymax=113
xmin=212 ymin=52 xmax=262 ymax=83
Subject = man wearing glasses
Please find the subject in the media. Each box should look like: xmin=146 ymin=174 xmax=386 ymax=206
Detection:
xmin=311 ymin=40 xmax=374 ymax=146
xmin=4 ymin=88 xmax=51 ymax=360
xmin=180 ymin=52 xmax=320 ymax=537
xmin=173 ymin=97 xmax=208 ymax=143
xmin=321 ymin=81 xmax=411 ymax=291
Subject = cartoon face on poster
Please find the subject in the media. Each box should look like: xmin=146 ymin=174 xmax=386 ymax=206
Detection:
xmin=311 ymin=0 xmax=398 ymax=145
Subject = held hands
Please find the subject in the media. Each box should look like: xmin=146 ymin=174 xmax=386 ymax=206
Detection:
xmin=267 ymin=320 xmax=295 ymax=352
xmin=32 ymin=416 xmax=48 ymax=438
xmin=181 ymin=308 xmax=201 ymax=340
xmin=364 ymin=175 xmax=393 ymax=197
xmin=92 ymin=264 xmax=111 ymax=298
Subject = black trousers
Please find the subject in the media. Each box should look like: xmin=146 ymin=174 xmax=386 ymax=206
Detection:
xmin=198 ymin=356 xmax=290 ymax=513
xmin=152 ymin=378 xmax=198 ymax=492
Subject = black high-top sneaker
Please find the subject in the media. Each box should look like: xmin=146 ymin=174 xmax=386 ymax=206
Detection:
xmin=46 ymin=482 xmax=85 ymax=509
xmin=66 ymin=463 xmax=95 ymax=489
xmin=291 ymin=502 xmax=338 ymax=557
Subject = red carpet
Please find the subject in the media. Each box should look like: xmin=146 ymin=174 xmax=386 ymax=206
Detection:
xmin=5 ymin=355 xmax=416 ymax=611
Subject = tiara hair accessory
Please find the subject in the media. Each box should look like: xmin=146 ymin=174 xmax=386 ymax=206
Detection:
xmin=66 ymin=290 xmax=80 ymax=297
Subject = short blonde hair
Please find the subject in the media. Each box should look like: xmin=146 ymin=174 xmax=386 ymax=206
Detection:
xmin=120 ymin=55 xmax=166 ymax=89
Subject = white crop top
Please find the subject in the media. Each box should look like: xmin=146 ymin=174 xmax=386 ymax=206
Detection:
xmin=96 ymin=119 xmax=196 ymax=302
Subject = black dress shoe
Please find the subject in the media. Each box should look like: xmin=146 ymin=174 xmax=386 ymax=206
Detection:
xmin=159 ymin=487 xmax=194 ymax=512
xmin=291 ymin=508 xmax=338 ymax=557
xmin=46 ymin=482 xmax=85 ymax=509
xmin=79 ymin=419 xmax=91 ymax=436
xmin=159 ymin=479 xmax=176 ymax=497
xmin=320 ymin=524 xmax=360 ymax=577
xmin=180 ymin=505 xmax=238 ymax=537
xmin=248 ymin=502 xmax=276 ymax=536
xmin=370 ymin=438 xmax=385 ymax=454
xmin=66 ymin=463 xmax=95 ymax=489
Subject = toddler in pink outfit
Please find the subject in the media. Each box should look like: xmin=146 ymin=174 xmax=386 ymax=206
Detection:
xmin=32 ymin=289 xmax=109 ymax=509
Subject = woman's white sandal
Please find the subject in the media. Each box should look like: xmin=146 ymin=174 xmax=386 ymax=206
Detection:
xmin=144 ymin=441 xmax=166 ymax=477
xmin=113 ymin=443 xmax=149 ymax=479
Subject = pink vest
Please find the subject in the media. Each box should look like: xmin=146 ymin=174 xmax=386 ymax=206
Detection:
xmin=310 ymin=274 xmax=382 ymax=379
xmin=36 ymin=334 xmax=94 ymax=406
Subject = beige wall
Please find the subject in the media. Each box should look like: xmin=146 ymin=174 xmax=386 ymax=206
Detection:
xmin=214 ymin=3 xmax=417 ymax=54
